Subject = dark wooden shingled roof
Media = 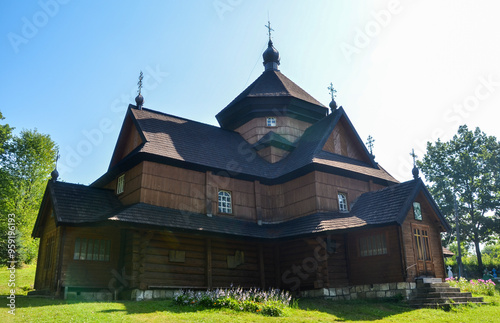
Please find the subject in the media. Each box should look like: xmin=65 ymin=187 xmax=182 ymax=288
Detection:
xmin=32 ymin=181 xmax=123 ymax=237
xmin=94 ymin=106 xmax=397 ymax=187
xmin=350 ymin=178 xmax=451 ymax=231
xmin=37 ymin=178 xmax=449 ymax=239
xmin=218 ymin=70 xmax=326 ymax=115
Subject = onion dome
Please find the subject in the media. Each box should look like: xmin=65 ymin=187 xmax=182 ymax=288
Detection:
xmin=329 ymin=98 xmax=338 ymax=112
xmin=412 ymin=165 xmax=420 ymax=180
xmin=51 ymin=168 xmax=59 ymax=182
xmin=135 ymin=93 xmax=144 ymax=110
xmin=263 ymin=40 xmax=280 ymax=71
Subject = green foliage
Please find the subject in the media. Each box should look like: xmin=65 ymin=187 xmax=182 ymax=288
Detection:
xmin=173 ymin=286 xmax=292 ymax=317
xmin=446 ymin=277 xmax=497 ymax=296
xmin=0 ymin=113 xmax=57 ymax=266
xmin=418 ymin=125 xmax=500 ymax=270
xmin=4 ymin=264 xmax=500 ymax=323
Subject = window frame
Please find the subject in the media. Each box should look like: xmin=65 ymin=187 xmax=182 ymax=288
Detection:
xmin=218 ymin=190 xmax=233 ymax=214
xmin=358 ymin=232 xmax=388 ymax=257
xmin=116 ymin=174 xmax=125 ymax=195
xmin=73 ymin=237 xmax=111 ymax=262
xmin=338 ymin=192 xmax=348 ymax=212
xmin=266 ymin=117 xmax=277 ymax=127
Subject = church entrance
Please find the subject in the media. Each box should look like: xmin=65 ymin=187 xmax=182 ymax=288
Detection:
xmin=412 ymin=224 xmax=435 ymax=277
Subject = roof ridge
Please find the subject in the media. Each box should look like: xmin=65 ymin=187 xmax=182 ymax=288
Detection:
xmin=134 ymin=107 xmax=223 ymax=130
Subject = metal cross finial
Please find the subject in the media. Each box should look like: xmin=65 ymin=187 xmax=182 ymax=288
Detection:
xmin=328 ymin=82 xmax=337 ymax=100
xmin=137 ymin=71 xmax=144 ymax=95
xmin=410 ymin=148 xmax=418 ymax=166
xmin=265 ymin=20 xmax=274 ymax=40
xmin=366 ymin=135 xmax=375 ymax=155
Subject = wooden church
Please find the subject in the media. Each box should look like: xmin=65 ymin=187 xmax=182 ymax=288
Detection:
xmin=32 ymin=31 xmax=450 ymax=300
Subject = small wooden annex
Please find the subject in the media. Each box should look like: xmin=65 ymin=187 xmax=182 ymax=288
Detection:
xmin=32 ymin=37 xmax=450 ymax=299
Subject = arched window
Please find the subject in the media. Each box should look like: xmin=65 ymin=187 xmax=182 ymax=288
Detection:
xmin=338 ymin=193 xmax=348 ymax=212
xmin=218 ymin=190 xmax=232 ymax=214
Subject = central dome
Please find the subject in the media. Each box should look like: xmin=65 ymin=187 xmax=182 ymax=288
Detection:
xmin=263 ymin=40 xmax=280 ymax=71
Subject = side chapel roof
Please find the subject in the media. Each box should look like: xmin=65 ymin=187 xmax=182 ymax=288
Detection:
xmin=94 ymin=106 xmax=397 ymax=187
xmin=34 ymin=178 xmax=449 ymax=239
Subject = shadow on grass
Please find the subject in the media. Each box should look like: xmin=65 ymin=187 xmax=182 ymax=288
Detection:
xmin=12 ymin=294 xmax=417 ymax=320
xmin=297 ymin=297 xmax=415 ymax=321
xmin=11 ymin=295 xmax=221 ymax=316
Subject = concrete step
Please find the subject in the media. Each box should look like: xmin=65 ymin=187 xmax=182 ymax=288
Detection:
xmin=410 ymin=296 xmax=484 ymax=304
xmin=413 ymin=291 xmax=471 ymax=299
xmin=415 ymin=287 xmax=461 ymax=293
xmin=409 ymin=301 xmax=488 ymax=309
xmin=416 ymin=278 xmax=443 ymax=284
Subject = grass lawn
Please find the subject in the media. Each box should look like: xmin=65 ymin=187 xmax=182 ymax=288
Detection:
xmin=1 ymin=266 xmax=499 ymax=322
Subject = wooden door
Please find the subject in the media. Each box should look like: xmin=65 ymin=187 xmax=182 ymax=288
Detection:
xmin=412 ymin=224 xmax=434 ymax=277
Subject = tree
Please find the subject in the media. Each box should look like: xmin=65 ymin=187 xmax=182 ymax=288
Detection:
xmin=418 ymin=125 xmax=500 ymax=272
xmin=0 ymin=117 xmax=57 ymax=265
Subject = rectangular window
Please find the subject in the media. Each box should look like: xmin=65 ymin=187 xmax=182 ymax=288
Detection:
xmin=218 ymin=190 xmax=232 ymax=214
xmin=414 ymin=228 xmax=431 ymax=261
xmin=338 ymin=193 xmax=348 ymax=212
xmin=73 ymin=237 xmax=111 ymax=261
xmin=266 ymin=117 xmax=277 ymax=127
xmin=359 ymin=233 xmax=387 ymax=257
xmin=116 ymin=174 xmax=125 ymax=194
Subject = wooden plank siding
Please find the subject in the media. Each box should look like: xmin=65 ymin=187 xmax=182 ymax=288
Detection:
xmin=279 ymin=238 xmax=329 ymax=291
xmin=322 ymin=118 xmax=371 ymax=164
xmin=327 ymin=234 xmax=349 ymax=288
xmin=315 ymin=172 xmax=373 ymax=213
xmin=235 ymin=117 xmax=312 ymax=145
xmin=60 ymin=227 xmax=121 ymax=288
xmin=401 ymin=192 xmax=446 ymax=281
xmin=34 ymin=204 xmax=60 ymax=292
xmin=346 ymin=226 xmax=404 ymax=285
xmin=125 ymin=231 xmax=270 ymax=290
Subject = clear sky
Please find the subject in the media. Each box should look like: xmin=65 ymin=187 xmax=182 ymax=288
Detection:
xmin=2 ymin=0 xmax=499 ymax=185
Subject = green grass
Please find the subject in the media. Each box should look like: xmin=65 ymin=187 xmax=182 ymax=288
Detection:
xmin=1 ymin=266 xmax=500 ymax=322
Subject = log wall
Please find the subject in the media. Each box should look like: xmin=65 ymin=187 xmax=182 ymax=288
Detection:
xmin=346 ymin=226 xmax=404 ymax=285
xmin=125 ymin=231 xmax=276 ymax=290
xmin=34 ymin=205 xmax=60 ymax=292
xmin=60 ymin=227 xmax=121 ymax=288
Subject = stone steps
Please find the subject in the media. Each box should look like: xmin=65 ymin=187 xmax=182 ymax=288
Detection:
xmin=409 ymin=278 xmax=485 ymax=309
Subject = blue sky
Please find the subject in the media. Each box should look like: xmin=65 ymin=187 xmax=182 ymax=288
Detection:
xmin=2 ymin=0 xmax=500 ymax=185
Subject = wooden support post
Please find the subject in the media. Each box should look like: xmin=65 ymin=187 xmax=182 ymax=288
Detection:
xmin=206 ymin=238 xmax=212 ymax=289
xmin=274 ymin=245 xmax=281 ymax=288
xmin=205 ymin=171 xmax=213 ymax=216
xmin=259 ymin=244 xmax=265 ymax=289
xmin=254 ymin=180 xmax=262 ymax=224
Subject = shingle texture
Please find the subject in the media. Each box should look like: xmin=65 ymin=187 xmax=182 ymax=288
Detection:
xmin=126 ymin=107 xmax=397 ymax=183
xmin=37 ymin=179 xmax=448 ymax=239
xmin=218 ymin=70 xmax=326 ymax=114
xmin=49 ymin=181 xmax=122 ymax=224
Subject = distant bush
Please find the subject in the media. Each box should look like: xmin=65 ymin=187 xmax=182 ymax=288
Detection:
xmin=173 ymin=286 xmax=292 ymax=317
xmin=446 ymin=277 xmax=497 ymax=296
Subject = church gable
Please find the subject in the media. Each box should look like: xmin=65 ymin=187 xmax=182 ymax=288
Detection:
xmin=109 ymin=107 xmax=146 ymax=169
xmin=321 ymin=110 xmax=374 ymax=166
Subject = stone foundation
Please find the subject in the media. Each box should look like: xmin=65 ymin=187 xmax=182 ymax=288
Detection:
xmin=299 ymin=282 xmax=417 ymax=300
xmin=123 ymin=282 xmax=417 ymax=301
xmin=126 ymin=289 xmax=179 ymax=301
xmin=65 ymin=290 xmax=113 ymax=301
